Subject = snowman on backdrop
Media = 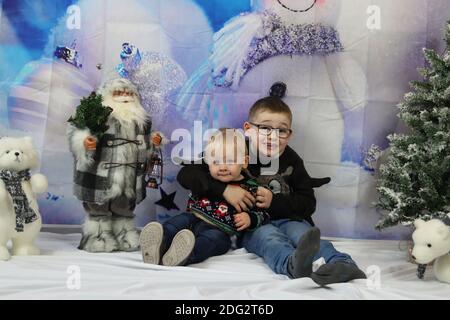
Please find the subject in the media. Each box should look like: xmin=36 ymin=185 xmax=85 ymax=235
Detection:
xmin=176 ymin=0 xmax=370 ymax=208
xmin=6 ymin=0 xmax=211 ymax=224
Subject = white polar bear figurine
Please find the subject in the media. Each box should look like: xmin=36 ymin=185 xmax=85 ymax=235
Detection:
xmin=411 ymin=213 xmax=450 ymax=284
xmin=0 ymin=137 xmax=48 ymax=261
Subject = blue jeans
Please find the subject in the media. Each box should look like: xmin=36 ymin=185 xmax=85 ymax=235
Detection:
xmin=239 ymin=219 xmax=356 ymax=278
xmin=163 ymin=212 xmax=231 ymax=265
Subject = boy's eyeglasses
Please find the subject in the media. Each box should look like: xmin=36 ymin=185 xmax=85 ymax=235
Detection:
xmin=248 ymin=122 xmax=292 ymax=138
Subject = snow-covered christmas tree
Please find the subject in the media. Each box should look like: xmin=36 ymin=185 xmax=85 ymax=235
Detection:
xmin=375 ymin=21 xmax=450 ymax=230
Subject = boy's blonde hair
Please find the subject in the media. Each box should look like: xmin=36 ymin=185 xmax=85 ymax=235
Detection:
xmin=204 ymin=128 xmax=247 ymax=164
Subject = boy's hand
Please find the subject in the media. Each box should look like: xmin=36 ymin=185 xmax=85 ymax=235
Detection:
xmin=223 ymin=185 xmax=255 ymax=212
xmin=84 ymin=136 xmax=97 ymax=151
xmin=234 ymin=212 xmax=251 ymax=231
xmin=256 ymin=187 xmax=273 ymax=209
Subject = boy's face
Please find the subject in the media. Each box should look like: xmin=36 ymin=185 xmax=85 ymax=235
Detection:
xmin=244 ymin=110 xmax=292 ymax=158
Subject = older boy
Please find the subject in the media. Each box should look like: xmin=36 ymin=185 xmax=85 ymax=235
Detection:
xmin=177 ymin=94 xmax=366 ymax=285
xmin=239 ymin=95 xmax=366 ymax=285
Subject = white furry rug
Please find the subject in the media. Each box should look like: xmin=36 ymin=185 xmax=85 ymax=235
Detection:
xmin=0 ymin=232 xmax=448 ymax=299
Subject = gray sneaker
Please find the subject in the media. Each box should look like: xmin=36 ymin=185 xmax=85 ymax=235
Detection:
xmin=140 ymin=222 xmax=164 ymax=265
xmin=287 ymin=227 xmax=321 ymax=278
xmin=161 ymin=229 xmax=195 ymax=266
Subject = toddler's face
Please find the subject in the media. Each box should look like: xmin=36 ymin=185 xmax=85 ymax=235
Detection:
xmin=208 ymin=160 xmax=244 ymax=183
xmin=205 ymin=140 xmax=247 ymax=183
xmin=244 ymin=111 xmax=292 ymax=158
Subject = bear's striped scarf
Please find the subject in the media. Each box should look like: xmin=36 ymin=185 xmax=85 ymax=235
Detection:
xmin=0 ymin=169 xmax=37 ymax=232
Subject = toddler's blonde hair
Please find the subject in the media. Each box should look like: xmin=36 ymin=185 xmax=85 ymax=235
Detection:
xmin=204 ymin=128 xmax=247 ymax=164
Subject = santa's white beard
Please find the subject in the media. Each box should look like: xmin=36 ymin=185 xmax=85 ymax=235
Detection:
xmin=103 ymin=96 xmax=149 ymax=129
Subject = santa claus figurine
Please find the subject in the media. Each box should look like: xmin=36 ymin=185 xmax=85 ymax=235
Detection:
xmin=67 ymin=78 xmax=162 ymax=252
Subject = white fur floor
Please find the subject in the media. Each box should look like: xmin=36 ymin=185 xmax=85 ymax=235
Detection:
xmin=0 ymin=232 xmax=449 ymax=299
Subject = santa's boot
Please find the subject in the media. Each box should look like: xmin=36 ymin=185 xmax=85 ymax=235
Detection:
xmin=112 ymin=217 xmax=140 ymax=252
xmin=78 ymin=216 xmax=120 ymax=253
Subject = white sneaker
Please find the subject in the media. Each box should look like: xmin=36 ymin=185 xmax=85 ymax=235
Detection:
xmin=140 ymin=222 xmax=164 ymax=265
xmin=161 ymin=229 xmax=195 ymax=266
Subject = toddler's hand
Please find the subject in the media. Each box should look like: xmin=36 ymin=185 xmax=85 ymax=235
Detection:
xmin=223 ymin=185 xmax=255 ymax=212
xmin=256 ymin=187 xmax=273 ymax=209
xmin=234 ymin=212 xmax=251 ymax=231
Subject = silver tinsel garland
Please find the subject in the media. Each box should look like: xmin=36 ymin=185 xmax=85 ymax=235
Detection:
xmin=213 ymin=10 xmax=344 ymax=87
xmin=116 ymin=43 xmax=187 ymax=114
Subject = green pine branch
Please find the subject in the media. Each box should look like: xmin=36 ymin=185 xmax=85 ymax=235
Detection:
xmin=68 ymin=92 xmax=113 ymax=139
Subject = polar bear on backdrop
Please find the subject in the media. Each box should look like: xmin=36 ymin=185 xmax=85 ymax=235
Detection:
xmin=176 ymin=0 xmax=368 ymax=207
xmin=411 ymin=214 xmax=450 ymax=284
xmin=0 ymin=137 xmax=48 ymax=261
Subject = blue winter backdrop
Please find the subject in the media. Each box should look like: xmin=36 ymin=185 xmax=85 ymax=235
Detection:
xmin=1 ymin=0 xmax=449 ymax=239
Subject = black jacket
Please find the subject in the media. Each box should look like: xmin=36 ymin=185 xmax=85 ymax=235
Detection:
xmin=177 ymin=145 xmax=320 ymax=226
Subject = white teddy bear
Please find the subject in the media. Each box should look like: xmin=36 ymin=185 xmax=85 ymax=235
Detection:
xmin=411 ymin=213 xmax=450 ymax=284
xmin=0 ymin=137 xmax=48 ymax=261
